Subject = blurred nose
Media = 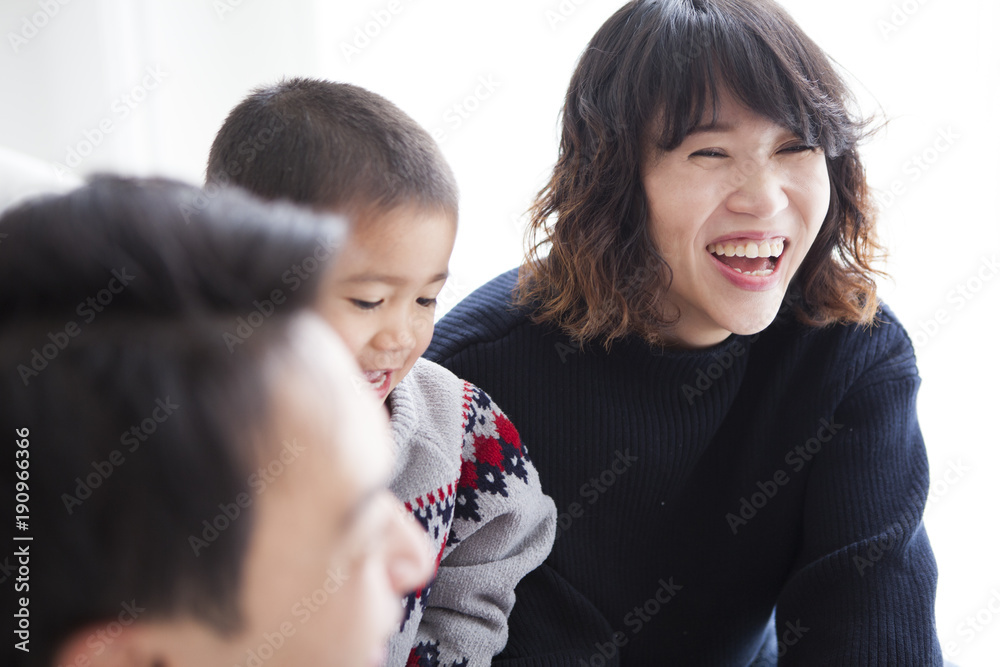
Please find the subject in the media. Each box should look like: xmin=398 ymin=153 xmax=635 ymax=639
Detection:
xmin=386 ymin=499 xmax=435 ymax=596
xmin=726 ymin=159 xmax=789 ymax=220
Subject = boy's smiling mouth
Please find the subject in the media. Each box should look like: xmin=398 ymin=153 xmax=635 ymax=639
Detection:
xmin=363 ymin=369 xmax=393 ymax=399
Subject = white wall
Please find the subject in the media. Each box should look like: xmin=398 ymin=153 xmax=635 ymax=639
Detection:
xmin=2 ymin=0 xmax=997 ymax=663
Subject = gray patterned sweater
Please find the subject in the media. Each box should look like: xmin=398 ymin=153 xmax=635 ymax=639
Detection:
xmin=384 ymin=358 xmax=557 ymax=667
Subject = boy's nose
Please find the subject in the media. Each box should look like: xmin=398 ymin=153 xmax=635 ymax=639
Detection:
xmin=373 ymin=313 xmax=420 ymax=352
xmin=374 ymin=326 xmax=416 ymax=353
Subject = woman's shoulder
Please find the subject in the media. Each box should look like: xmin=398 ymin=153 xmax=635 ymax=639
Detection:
xmin=427 ymin=267 xmax=536 ymax=364
xmin=763 ymin=300 xmax=920 ymax=394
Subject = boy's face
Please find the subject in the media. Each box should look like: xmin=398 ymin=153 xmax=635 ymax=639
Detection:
xmin=316 ymin=205 xmax=458 ymax=403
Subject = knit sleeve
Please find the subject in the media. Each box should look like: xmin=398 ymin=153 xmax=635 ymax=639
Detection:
xmin=409 ymin=384 xmax=557 ymax=667
xmin=774 ymin=327 xmax=942 ymax=666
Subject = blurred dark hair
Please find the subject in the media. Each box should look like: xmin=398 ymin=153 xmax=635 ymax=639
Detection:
xmin=0 ymin=176 xmax=344 ymax=667
xmin=206 ymin=77 xmax=458 ymax=220
xmin=518 ymin=0 xmax=884 ymax=347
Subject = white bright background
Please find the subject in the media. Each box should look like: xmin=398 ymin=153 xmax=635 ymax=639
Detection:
xmin=2 ymin=0 xmax=997 ymax=663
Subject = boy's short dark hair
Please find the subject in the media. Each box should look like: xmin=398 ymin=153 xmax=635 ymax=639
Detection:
xmin=206 ymin=78 xmax=458 ymax=219
xmin=0 ymin=176 xmax=343 ymax=667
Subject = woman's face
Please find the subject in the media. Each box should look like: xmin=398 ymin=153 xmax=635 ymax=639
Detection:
xmin=642 ymin=91 xmax=831 ymax=348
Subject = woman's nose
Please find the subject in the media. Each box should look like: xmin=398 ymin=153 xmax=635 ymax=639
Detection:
xmin=725 ymin=159 xmax=789 ymax=220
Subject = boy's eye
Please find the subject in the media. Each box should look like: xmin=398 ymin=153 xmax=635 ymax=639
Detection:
xmin=416 ymin=297 xmax=437 ymax=308
xmin=350 ymin=299 xmax=383 ymax=310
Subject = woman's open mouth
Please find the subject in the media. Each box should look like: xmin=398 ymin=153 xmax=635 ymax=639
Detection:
xmin=707 ymin=239 xmax=785 ymax=277
xmin=706 ymin=238 xmax=788 ymax=291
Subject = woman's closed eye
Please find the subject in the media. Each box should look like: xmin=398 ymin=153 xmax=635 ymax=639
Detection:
xmin=416 ymin=297 xmax=437 ymax=307
xmin=690 ymin=148 xmax=728 ymax=158
xmin=778 ymin=143 xmax=818 ymax=154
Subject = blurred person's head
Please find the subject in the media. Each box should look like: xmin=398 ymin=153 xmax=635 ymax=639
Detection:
xmin=0 ymin=176 xmax=433 ymax=667
xmin=207 ymin=78 xmax=459 ymax=404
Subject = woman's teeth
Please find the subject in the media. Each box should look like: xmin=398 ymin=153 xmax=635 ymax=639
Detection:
xmin=730 ymin=267 xmax=773 ymax=276
xmin=708 ymin=240 xmax=784 ymax=259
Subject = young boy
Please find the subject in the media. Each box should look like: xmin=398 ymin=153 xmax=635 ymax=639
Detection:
xmin=0 ymin=176 xmax=433 ymax=667
xmin=207 ymin=79 xmax=557 ymax=667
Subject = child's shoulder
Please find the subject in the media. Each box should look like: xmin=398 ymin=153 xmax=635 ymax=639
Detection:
xmin=397 ymin=359 xmax=515 ymax=441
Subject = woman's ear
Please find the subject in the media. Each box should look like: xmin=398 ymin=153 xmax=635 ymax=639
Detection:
xmin=53 ymin=623 xmax=157 ymax=667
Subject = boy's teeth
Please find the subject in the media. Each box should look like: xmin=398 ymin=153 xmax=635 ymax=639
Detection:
xmin=709 ymin=240 xmax=784 ymax=258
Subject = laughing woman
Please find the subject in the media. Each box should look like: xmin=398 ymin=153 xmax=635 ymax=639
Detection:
xmin=427 ymin=0 xmax=943 ymax=664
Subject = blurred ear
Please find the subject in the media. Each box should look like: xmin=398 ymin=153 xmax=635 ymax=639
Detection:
xmin=53 ymin=623 xmax=157 ymax=667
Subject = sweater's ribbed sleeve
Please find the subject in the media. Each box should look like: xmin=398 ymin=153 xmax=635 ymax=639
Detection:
xmin=775 ymin=329 xmax=942 ymax=666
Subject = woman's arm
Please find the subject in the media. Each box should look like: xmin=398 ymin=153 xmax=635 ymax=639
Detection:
xmin=775 ymin=329 xmax=942 ymax=665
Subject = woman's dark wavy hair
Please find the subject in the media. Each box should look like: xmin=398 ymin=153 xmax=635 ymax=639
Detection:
xmin=518 ymin=0 xmax=884 ymax=347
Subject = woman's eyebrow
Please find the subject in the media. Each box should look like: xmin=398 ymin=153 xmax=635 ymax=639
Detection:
xmin=686 ymin=121 xmax=737 ymax=136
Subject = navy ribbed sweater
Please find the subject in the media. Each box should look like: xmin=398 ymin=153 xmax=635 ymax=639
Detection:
xmin=425 ymin=268 xmax=942 ymax=667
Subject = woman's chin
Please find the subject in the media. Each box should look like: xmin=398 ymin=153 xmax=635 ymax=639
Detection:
xmin=717 ymin=304 xmax=783 ymax=337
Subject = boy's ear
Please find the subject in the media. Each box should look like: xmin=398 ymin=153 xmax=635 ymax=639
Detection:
xmin=53 ymin=623 xmax=159 ymax=667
